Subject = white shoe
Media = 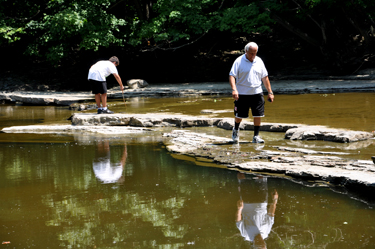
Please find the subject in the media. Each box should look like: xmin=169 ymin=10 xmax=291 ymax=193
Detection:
xmin=252 ymin=135 xmax=264 ymax=143
xmin=232 ymin=128 xmax=239 ymax=143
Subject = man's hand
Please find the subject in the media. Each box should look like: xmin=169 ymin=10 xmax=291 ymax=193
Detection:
xmin=237 ymin=200 xmax=244 ymax=209
xmin=232 ymin=89 xmax=239 ymax=100
xmin=267 ymin=93 xmax=274 ymax=103
xmin=229 ymin=76 xmax=239 ymax=100
xmin=272 ymin=189 xmax=278 ymax=201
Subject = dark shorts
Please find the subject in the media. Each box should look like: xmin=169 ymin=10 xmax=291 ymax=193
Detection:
xmin=234 ymin=94 xmax=265 ymax=118
xmin=90 ymin=79 xmax=107 ymax=94
xmin=238 ymin=179 xmax=268 ymax=203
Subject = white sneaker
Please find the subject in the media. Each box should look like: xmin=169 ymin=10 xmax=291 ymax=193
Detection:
xmin=252 ymin=135 xmax=264 ymax=143
xmin=232 ymin=128 xmax=239 ymax=143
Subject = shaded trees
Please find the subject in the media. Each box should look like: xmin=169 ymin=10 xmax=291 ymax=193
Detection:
xmin=259 ymin=0 xmax=375 ymax=72
xmin=1 ymin=0 xmax=375 ymax=73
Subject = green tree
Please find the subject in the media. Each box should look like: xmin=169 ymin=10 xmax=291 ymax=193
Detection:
xmin=0 ymin=0 xmax=126 ymax=63
xmin=1 ymin=0 xmax=375 ymax=71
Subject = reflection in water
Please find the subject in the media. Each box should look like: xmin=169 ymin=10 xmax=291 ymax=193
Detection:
xmin=93 ymin=140 xmax=127 ymax=184
xmin=236 ymin=173 xmax=277 ymax=249
xmin=1 ymin=141 xmax=375 ymax=248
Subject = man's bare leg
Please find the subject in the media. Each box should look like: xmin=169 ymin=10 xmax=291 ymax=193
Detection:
xmin=95 ymin=94 xmax=102 ymax=108
xmin=254 ymin=117 xmax=261 ymax=126
xmin=101 ymin=93 xmax=107 ymax=108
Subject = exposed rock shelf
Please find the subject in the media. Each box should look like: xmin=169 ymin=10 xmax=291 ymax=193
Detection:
xmin=68 ymin=113 xmax=373 ymax=143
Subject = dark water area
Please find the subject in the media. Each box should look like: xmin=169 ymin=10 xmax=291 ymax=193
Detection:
xmin=1 ymin=92 xmax=375 ymax=248
xmin=1 ymin=140 xmax=375 ymax=248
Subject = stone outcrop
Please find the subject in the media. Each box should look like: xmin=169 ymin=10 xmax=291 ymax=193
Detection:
xmin=68 ymin=113 xmax=374 ymax=143
xmin=162 ymin=130 xmax=375 ymax=193
xmin=1 ymin=125 xmax=153 ymax=135
xmin=285 ymin=126 xmax=374 ymax=143
xmin=126 ymin=79 xmax=149 ymax=89
xmin=0 ymin=91 xmax=94 ymax=105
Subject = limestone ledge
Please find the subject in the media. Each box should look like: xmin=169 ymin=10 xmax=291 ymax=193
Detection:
xmin=1 ymin=125 xmax=153 ymax=134
xmin=70 ymin=113 xmax=374 ymax=143
xmin=163 ymin=130 xmax=375 ymax=195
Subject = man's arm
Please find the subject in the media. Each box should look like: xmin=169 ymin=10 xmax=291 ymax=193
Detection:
xmin=267 ymin=189 xmax=278 ymax=217
xmin=236 ymin=200 xmax=243 ymax=222
xmin=113 ymin=73 xmax=124 ymax=90
xmin=229 ymin=75 xmax=239 ymax=100
xmin=262 ymin=76 xmax=274 ymax=102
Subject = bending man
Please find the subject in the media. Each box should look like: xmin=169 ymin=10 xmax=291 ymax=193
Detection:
xmin=88 ymin=56 xmax=124 ymax=114
xmin=229 ymin=42 xmax=274 ymax=143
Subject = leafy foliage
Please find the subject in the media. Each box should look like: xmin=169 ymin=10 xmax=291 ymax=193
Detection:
xmin=1 ymin=0 xmax=375 ymax=70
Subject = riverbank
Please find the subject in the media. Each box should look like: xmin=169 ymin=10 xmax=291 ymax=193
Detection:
xmin=1 ymin=78 xmax=375 ymax=105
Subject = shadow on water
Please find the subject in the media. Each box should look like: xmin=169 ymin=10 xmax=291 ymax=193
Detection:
xmin=0 ymin=92 xmax=375 ymax=248
xmin=0 ymin=138 xmax=375 ymax=248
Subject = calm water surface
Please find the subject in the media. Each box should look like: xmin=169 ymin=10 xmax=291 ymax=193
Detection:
xmin=1 ymin=92 xmax=375 ymax=248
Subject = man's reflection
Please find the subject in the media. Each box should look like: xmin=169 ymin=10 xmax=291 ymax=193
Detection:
xmin=236 ymin=172 xmax=278 ymax=248
xmin=93 ymin=140 xmax=127 ymax=184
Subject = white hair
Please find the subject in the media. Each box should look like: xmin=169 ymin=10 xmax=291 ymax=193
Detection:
xmin=244 ymin=42 xmax=258 ymax=52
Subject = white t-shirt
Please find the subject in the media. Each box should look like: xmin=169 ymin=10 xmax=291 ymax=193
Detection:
xmin=236 ymin=202 xmax=274 ymax=241
xmin=93 ymin=157 xmax=123 ymax=184
xmin=88 ymin=60 xmax=118 ymax=81
xmin=229 ymin=55 xmax=268 ymax=95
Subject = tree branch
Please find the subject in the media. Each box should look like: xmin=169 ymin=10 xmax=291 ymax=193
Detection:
xmin=141 ymin=31 xmax=208 ymax=52
xmin=265 ymin=8 xmax=320 ymax=47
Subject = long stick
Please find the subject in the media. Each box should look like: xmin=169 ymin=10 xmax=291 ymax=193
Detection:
xmin=121 ymin=89 xmax=126 ymax=107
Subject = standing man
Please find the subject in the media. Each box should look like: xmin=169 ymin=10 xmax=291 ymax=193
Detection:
xmin=229 ymin=42 xmax=274 ymax=143
xmin=88 ymin=56 xmax=124 ymax=114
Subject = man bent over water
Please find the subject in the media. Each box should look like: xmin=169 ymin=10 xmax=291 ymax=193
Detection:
xmin=88 ymin=56 xmax=124 ymax=114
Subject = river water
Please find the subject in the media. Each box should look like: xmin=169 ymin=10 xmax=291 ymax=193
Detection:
xmin=1 ymin=92 xmax=375 ymax=248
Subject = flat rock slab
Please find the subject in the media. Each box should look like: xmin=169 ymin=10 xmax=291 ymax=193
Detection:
xmin=163 ymin=130 xmax=375 ymax=192
xmin=70 ymin=113 xmax=374 ymax=143
xmin=1 ymin=125 xmax=153 ymax=135
xmin=69 ymin=113 xmax=301 ymax=131
xmin=0 ymin=91 xmax=94 ymax=105
xmin=285 ymin=126 xmax=374 ymax=143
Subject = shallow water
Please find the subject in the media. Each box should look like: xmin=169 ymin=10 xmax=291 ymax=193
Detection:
xmin=1 ymin=139 xmax=375 ymax=248
xmin=1 ymin=92 xmax=375 ymax=248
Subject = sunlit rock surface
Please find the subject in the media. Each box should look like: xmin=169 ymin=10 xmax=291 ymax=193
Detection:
xmin=163 ymin=130 xmax=375 ymax=191
xmin=69 ymin=113 xmax=374 ymax=143
xmin=1 ymin=125 xmax=153 ymax=134
xmin=285 ymin=126 xmax=374 ymax=142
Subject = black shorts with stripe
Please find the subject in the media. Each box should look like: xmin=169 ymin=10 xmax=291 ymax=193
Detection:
xmin=234 ymin=94 xmax=265 ymax=118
